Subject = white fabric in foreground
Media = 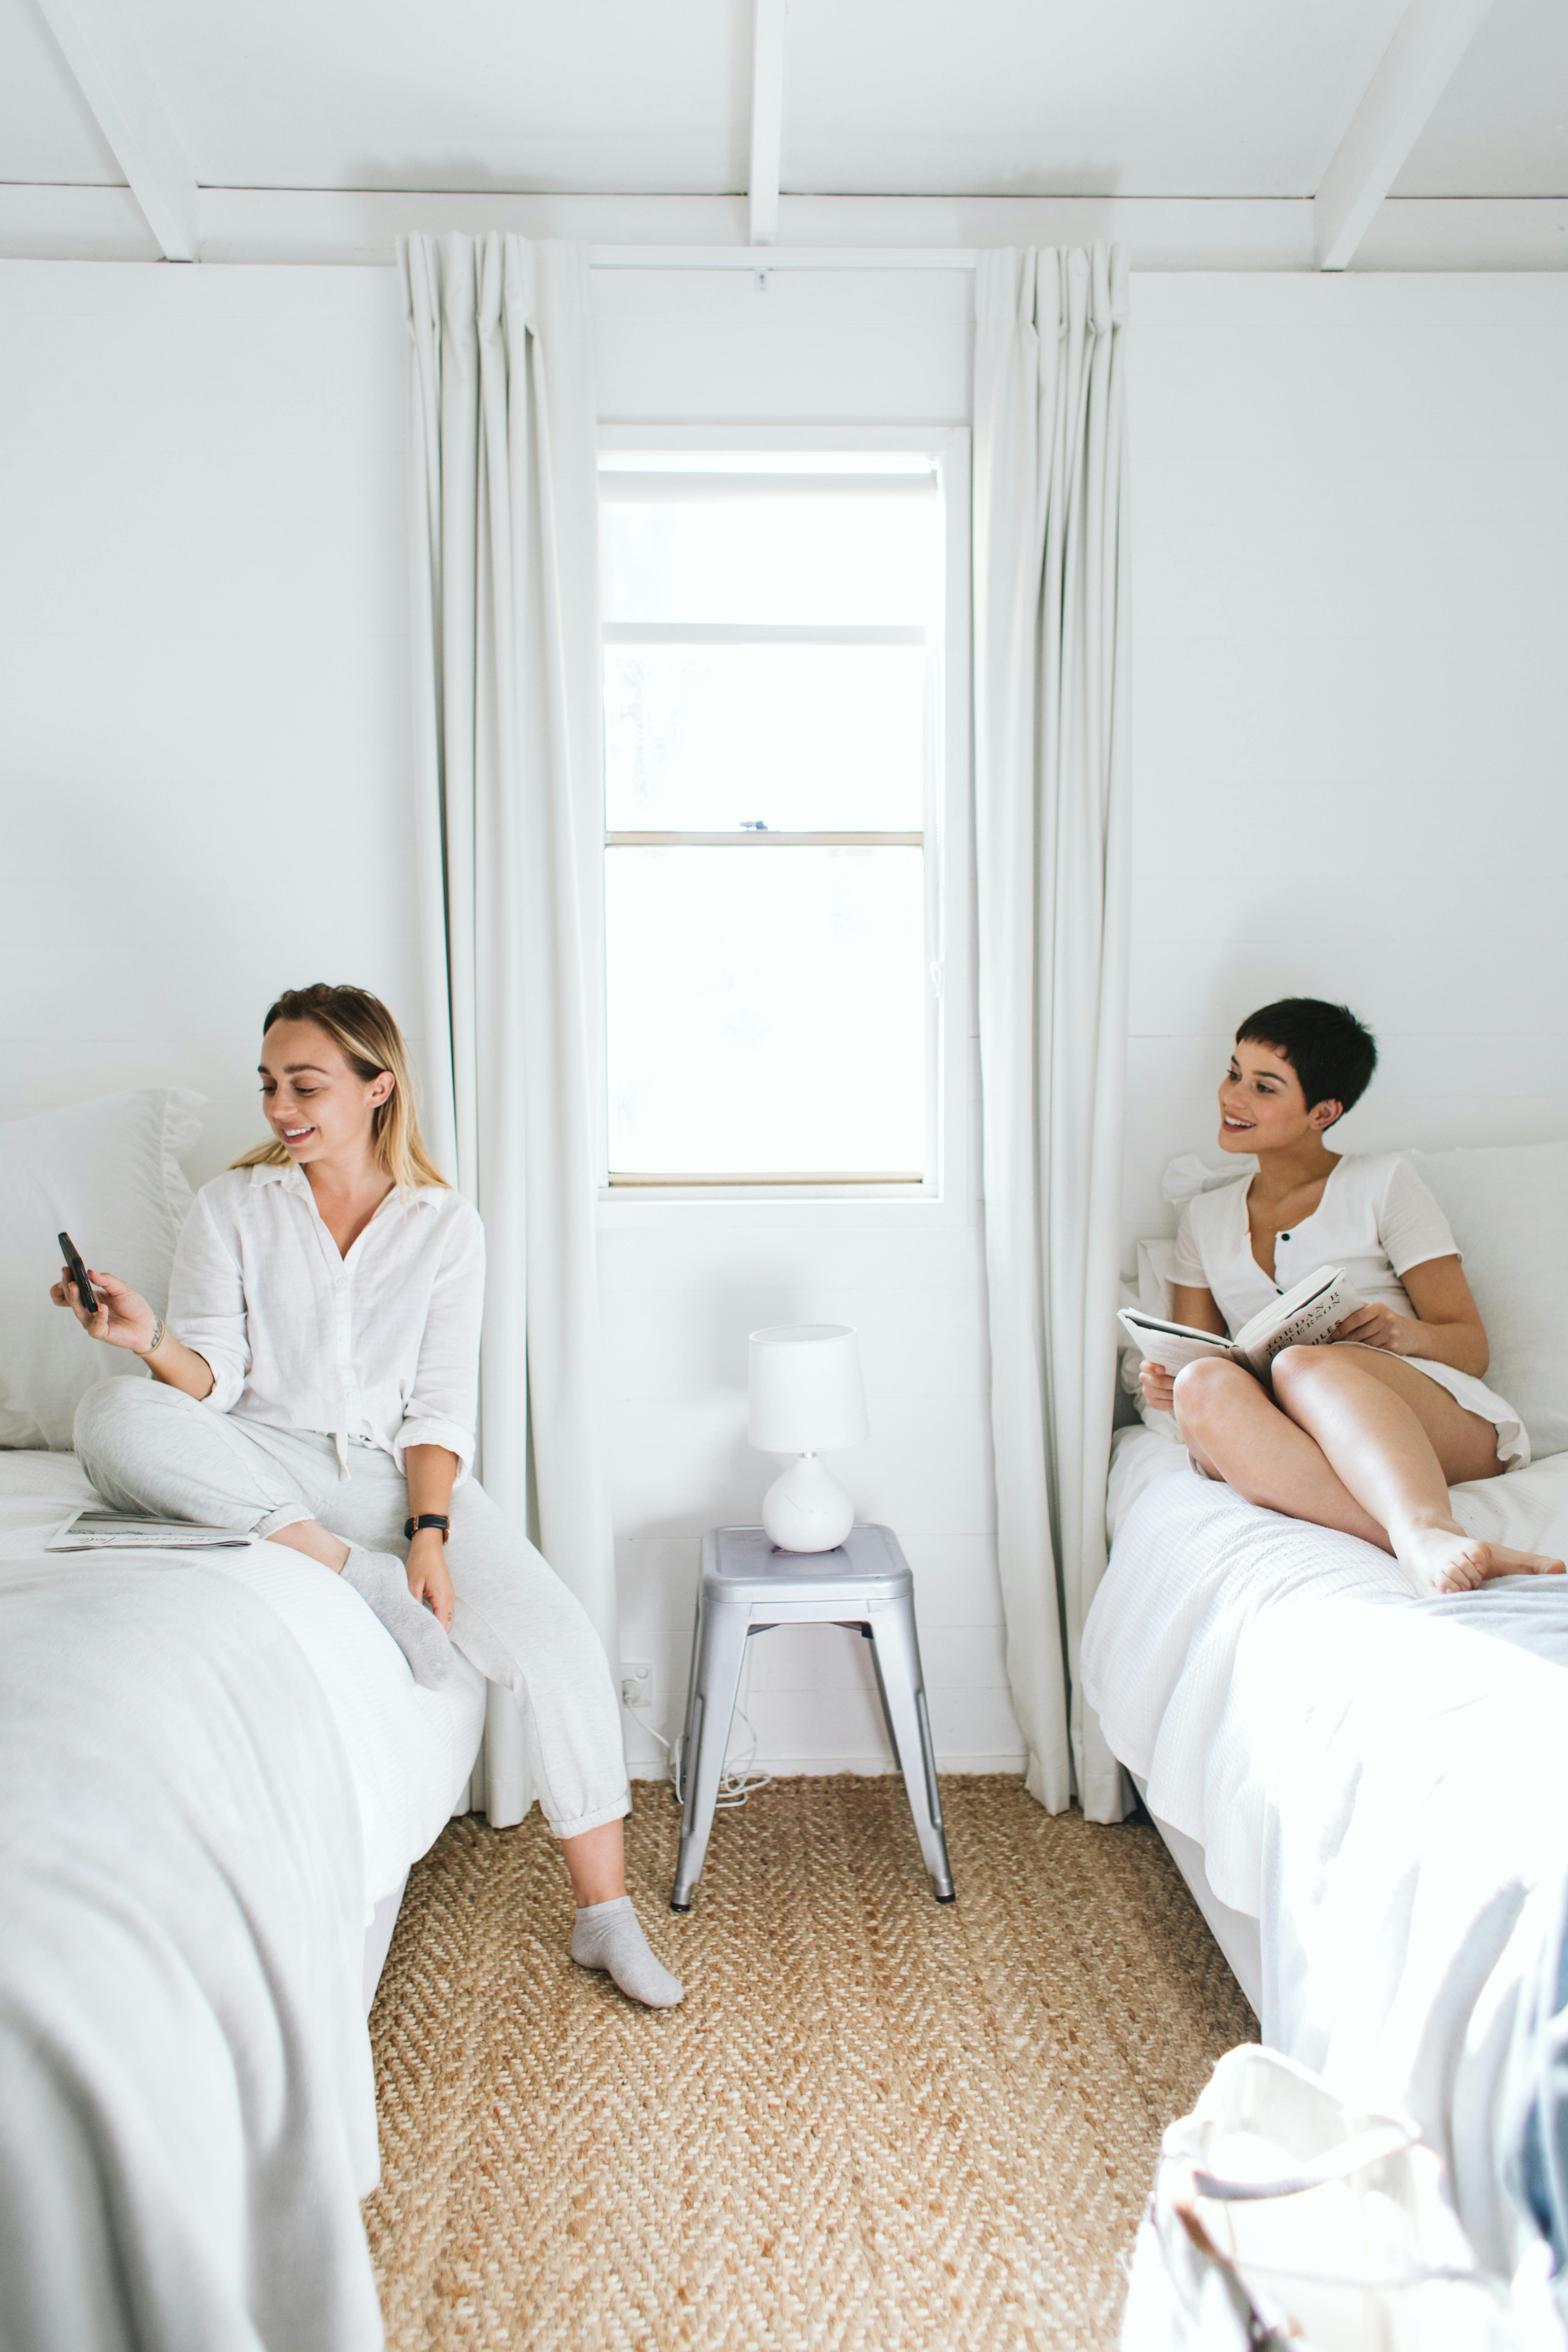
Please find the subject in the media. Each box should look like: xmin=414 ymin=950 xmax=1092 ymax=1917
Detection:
xmin=0 ymin=1533 xmax=384 ymax=2348
xmin=972 ymin=243 xmax=1132 ymax=1821
xmin=1087 ymin=1427 xmax=1568 ymax=2272
xmin=0 ymin=1450 xmax=485 ymax=1911
xmin=399 ymin=234 xmax=616 ymax=1673
xmin=0 ymin=1089 xmax=201 ymax=1448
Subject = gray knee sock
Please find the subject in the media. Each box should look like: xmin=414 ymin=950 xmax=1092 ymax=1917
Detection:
xmin=340 ymin=1547 xmax=451 ymax=1691
xmin=570 ymin=1896 xmax=684 ymax=2009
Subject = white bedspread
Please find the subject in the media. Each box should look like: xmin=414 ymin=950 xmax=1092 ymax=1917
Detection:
xmin=1084 ymin=1429 xmax=1568 ymax=2273
xmin=0 ymin=1450 xmax=488 ymax=2352
xmin=0 ymin=1451 xmax=486 ymax=1913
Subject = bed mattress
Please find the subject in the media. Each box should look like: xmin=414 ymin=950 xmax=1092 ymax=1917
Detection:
xmin=0 ymin=1449 xmax=486 ymax=1914
xmin=1084 ymin=1426 xmax=1568 ymax=2274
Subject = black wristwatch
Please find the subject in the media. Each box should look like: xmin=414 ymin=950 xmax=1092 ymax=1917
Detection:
xmin=404 ymin=1514 xmax=450 ymax=1543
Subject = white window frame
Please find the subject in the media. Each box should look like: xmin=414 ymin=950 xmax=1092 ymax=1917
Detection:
xmin=595 ymin=422 xmax=973 ymax=1232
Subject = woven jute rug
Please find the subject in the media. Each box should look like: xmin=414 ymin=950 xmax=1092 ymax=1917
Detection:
xmin=366 ymin=1775 xmax=1255 ymax=2352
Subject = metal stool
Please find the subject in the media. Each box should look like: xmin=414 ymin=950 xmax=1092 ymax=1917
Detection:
xmin=671 ymin=1522 xmax=956 ymax=1910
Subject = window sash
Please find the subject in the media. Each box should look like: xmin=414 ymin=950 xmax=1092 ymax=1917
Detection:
xmin=607 ymin=831 xmax=922 ymax=849
xmin=603 ymin=622 xmax=923 ymax=648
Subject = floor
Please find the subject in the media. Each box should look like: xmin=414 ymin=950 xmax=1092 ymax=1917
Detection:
xmin=365 ymin=1775 xmax=1256 ymax=2351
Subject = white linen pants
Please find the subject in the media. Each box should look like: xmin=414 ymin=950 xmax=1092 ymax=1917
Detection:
xmin=73 ymin=1379 xmax=630 ymax=1840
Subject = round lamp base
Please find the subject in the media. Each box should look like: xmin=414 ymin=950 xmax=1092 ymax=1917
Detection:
xmin=761 ymin=1454 xmax=854 ymax=1553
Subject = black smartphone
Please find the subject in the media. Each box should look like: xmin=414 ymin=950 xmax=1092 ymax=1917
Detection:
xmin=58 ymin=1231 xmax=98 ymax=1315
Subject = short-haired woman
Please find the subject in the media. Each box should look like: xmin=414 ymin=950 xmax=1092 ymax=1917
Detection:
xmin=53 ymin=983 xmax=681 ymax=2008
xmin=1142 ymin=997 xmax=1564 ymax=1597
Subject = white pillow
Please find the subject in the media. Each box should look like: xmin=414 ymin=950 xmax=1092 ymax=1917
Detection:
xmin=1407 ymin=1141 xmax=1568 ymax=1462
xmin=1138 ymin=1236 xmax=1180 ymax=1317
xmin=0 ymin=1091 xmax=203 ymax=1450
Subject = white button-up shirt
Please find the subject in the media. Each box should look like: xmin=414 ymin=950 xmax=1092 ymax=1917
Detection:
xmin=168 ymin=1163 xmax=485 ymax=1482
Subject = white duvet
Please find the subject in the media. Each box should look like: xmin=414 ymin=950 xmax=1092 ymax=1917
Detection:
xmin=0 ymin=1450 xmax=487 ymax=2352
xmin=0 ymin=1451 xmax=486 ymax=1913
xmin=1083 ymin=1429 xmax=1568 ymax=2274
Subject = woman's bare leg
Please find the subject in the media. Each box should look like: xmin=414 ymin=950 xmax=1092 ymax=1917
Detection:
xmin=561 ymin=1818 xmax=627 ymax=1906
xmin=1174 ymin=1357 xmax=1392 ymax=1546
xmin=1267 ymin=1345 xmax=1562 ymax=1594
xmin=268 ymin=1519 xmax=350 ymax=1571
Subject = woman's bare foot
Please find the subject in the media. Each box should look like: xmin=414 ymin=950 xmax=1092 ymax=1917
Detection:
xmin=1397 ymin=1521 xmax=1566 ymax=1597
xmin=1488 ymin=1544 xmax=1567 ymax=1580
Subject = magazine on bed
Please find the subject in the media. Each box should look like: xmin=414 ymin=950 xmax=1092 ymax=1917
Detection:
xmin=47 ymin=1508 xmax=249 ymax=1552
xmin=1118 ymin=1263 xmax=1364 ymax=1381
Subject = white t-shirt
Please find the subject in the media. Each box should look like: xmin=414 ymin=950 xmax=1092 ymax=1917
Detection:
xmin=1172 ymin=1153 xmax=1458 ymax=1337
xmin=169 ymin=1161 xmax=485 ymax=1481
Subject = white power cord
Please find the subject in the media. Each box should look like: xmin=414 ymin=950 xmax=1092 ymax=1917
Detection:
xmin=621 ymin=1640 xmax=772 ymax=1811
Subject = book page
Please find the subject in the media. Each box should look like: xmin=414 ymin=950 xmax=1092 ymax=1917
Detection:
xmin=1116 ymin=1308 xmax=1234 ymax=1377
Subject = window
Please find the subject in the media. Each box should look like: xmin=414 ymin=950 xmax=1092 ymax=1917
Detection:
xmin=600 ymin=446 xmax=951 ymax=1188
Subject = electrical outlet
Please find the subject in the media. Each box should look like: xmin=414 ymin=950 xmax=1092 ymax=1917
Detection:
xmin=620 ymin=1660 xmax=653 ymax=1709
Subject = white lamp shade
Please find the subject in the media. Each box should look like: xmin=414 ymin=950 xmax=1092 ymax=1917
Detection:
xmin=748 ymin=1324 xmax=869 ymax=1454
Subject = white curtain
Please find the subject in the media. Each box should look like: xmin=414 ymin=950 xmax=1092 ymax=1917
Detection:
xmin=398 ymin=232 xmax=617 ymax=1663
xmin=972 ymin=244 xmax=1132 ymax=1823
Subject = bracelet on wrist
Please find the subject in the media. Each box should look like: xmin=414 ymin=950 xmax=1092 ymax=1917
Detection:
xmin=141 ymin=1315 xmax=166 ymax=1358
xmin=405 ymin=1514 xmax=451 ymax=1544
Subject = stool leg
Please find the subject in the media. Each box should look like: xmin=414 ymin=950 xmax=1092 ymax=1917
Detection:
xmin=671 ymin=1595 xmax=750 ymax=1911
xmin=867 ymin=1597 xmax=956 ymax=1900
xmin=675 ymin=1584 xmax=706 ymax=1807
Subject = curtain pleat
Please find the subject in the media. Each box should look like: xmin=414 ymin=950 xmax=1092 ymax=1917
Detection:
xmin=399 ymin=233 xmax=617 ymax=1676
xmin=973 ymin=244 xmax=1132 ymax=1823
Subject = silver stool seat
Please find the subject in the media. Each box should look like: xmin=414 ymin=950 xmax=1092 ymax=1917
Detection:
xmin=671 ymin=1523 xmax=956 ymax=1910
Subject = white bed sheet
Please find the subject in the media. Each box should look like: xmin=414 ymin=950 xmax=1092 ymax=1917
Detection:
xmin=1085 ymin=1427 xmax=1568 ymax=2273
xmin=0 ymin=1450 xmax=486 ymax=1914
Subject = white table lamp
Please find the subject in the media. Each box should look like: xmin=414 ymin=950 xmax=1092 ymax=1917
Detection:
xmin=748 ymin=1324 xmax=869 ymax=1552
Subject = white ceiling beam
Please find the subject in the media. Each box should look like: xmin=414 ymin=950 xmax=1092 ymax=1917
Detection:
xmin=31 ymin=0 xmax=199 ymax=261
xmin=11 ymin=187 xmax=1567 ymax=275
xmin=1314 ymin=0 xmax=1494 ymax=270
xmin=748 ymin=0 xmax=787 ymax=248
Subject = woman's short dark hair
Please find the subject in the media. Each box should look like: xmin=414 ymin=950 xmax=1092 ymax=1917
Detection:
xmin=1235 ymin=998 xmax=1378 ymax=1123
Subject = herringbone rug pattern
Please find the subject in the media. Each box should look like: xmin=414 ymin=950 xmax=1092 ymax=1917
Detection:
xmin=365 ymin=1775 xmax=1254 ymax=2351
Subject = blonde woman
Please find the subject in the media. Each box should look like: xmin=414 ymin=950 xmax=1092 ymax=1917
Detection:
xmin=54 ymin=982 xmax=681 ymax=2010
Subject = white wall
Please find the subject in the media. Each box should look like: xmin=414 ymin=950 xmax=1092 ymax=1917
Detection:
xmin=1126 ymin=274 xmax=1568 ymax=1255
xmin=0 ymin=261 xmax=419 ymax=1179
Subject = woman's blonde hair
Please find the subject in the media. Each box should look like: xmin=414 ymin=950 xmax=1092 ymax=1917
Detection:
xmin=233 ymin=982 xmax=449 ymax=1192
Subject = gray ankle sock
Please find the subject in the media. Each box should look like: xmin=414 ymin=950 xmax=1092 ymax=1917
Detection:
xmin=571 ymin=1896 xmax=684 ymax=2009
xmin=340 ymin=1546 xmax=451 ymax=1691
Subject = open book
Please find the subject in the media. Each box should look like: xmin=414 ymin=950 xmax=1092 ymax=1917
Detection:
xmin=47 ymin=1508 xmax=249 ymax=1552
xmin=1118 ymin=1263 xmax=1364 ymax=1381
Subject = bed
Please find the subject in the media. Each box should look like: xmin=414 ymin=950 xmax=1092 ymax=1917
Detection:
xmin=1084 ymin=1137 xmax=1568 ymax=2288
xmin=0 ymin=1454 xmax=490 ymax=2350
xmin=0 ymin=1088 xmax=506 ymax=2349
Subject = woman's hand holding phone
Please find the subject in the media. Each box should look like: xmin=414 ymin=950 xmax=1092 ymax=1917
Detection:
xmin=50 ymin=1263 xmax=158 ymax=1353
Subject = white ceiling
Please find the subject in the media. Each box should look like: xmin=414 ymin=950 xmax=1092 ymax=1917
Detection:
xmin=779 ymin=0 xmax=1409 ymax=200
xmin=2 ymin=0 xmax=1564 ymax=202
xmin=6 ymin=0 xmax=122 ymax=182
xmin=1394 ymin=0 xmax=1568 ymax=195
